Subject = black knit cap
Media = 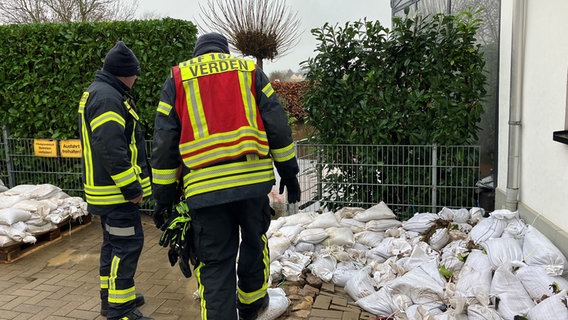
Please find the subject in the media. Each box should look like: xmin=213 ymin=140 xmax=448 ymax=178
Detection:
xmin=103 ymin=41 xmax=141 ymax=77
xmin=193 ymin=32 xmax=230 ymax=56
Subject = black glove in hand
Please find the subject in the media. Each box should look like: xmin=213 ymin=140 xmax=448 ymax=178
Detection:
xmin=279 ymin=176 xmax=301 ymax=203
xmin=152 ymin=203 xmax=172 ymax=230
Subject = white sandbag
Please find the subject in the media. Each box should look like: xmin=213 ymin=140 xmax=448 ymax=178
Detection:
xmin=0 ymin=221 xmax=28 ymax=241
xmin=26 ymin=222 xmax=56 ymax=235
xmin=429 ymin=228 xmax=450 ymax=251
xmin=273 ymin=225 xmax=303 ymax=243
xmin=269 ymin=261 xmax=283 ymax=283
xmin=308 ymin=253 xmax=337 ymax=282
xmin=526 ymin=290 xmax=568 ymax=320
xmin=453 ymin=208 xmax=472 ymax=224
xmin=466 ymin=304 xmax=503 ymax=320
xmin=440 ymin=240 xmax=468 ymax=273
xmin=266 ymin=218 xmax=285 ymax=238
xmin=490 ymin=264 xmax=535 ymax=320
xmin=48 ymin=211 xmax=70 ymax=224
xmin=295 ymin=228 xmax=327 ymax=244
xmin=294 ymin=241 xmax=314 ymax=253
xmin=282 ymin=211 xmax=318 ymax=227
xmin=332 ymin=261 xmax=358 ymax=287
xmin=326 ymin=227 xmax=355 ymax=247
xmin=0 ymin=207 xmax=32 ymax=225
xmin=455 ymin=250 xmax=492 ymax=306
xmin=501 ymin=217 xmax=527 ymax=239
xmin=365 ymin=219 xmax=402 ymax=232
xmin=268 ymin=235 xmax=291 ymax=262
xmin=280 ymin=251 xmax=311 ymax=281
xmin=481 ymin=237 xmax=523 ymax=270
xmin=0 ymin=194 xmax=28 ymax=209
xmin=355 ymin=286 xmax=412 ymax=317
xmin=0 ymin=235 xmax=16 ymax=247
xmin=354 ymin=230 xmax=384 ymax=248
xmin=402 ymin=212 xmax=439 ymax=233
xmin=468 ymin=215 xmax=508 ymax=244
xmin=339 ymin=218 xmax=366 ymax=233
xmin=515 ymin=264 xmax=568 ymax=301
xmin=386 ymin=259 xmax=446 ymax=305
xmin=522 ymin=225 xmax=567 ymax=276
xmin=371 ymin=258 xmax=399 ymax=288
xmin=344 ymin=266 xmax=375 ymax=301
xmin=305 ymin=212 xmax=340 ymax=229
xmin=396 ymin=242 xmax=439 ymax=273
xmin=256 ymin=287 xmax=289 ymax=320
xmin=368 ymin=237 xmax=412 ymax=261
xmin=12 ymin=199 xmax=52 ymax=218
xmin=353 ymin=202 xmax=396 ymax=222
xmin=5 ymin=183 xmax=61 ymax=200
xmin=404 ymin=304 xmax=445 ymax=320
xmin=334 ymin=206 xmax=365 ymax=220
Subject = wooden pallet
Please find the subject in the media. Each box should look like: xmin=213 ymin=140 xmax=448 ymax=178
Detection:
xmin=0 ymin=214 xmax=92 ymax=264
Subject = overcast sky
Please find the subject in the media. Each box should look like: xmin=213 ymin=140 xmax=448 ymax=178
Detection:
xmin=136 ymin=0 xmax=392 ymax=75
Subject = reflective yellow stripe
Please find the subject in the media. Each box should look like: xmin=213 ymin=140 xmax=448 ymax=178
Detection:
xmin=100 ymin=276 xmax=109 ymax=289
xmin=238 ymin=70 xmax=257 ymax=127
xmin=184 ymin=78 xmax=208 ymax=139
xmin=109 ymin=256 xmax=119 ymax=292
xmin=157 ymin=101 xmax=173 ymax=115
xmin=238 ymin=234 xmax=269 ymax=304
xmin=124 ymin=101 xmax=139 ymax=120
xmin=152 ymin=168 xmax=178 ymax=185
xmin=78 ymin=91 xmax=89 ymax=114
xmin=79 ymin=92 xmax=94 ymax=185
xmin=194 ymin=262 xmax=208 ymax=320
xmin=262 ymin=83 xmax=274 ymax=98
xmin=111 ymin=168 xmax=137 ymax=188
xmin=183 ymin=159 xmax=274 ymax=197
xmin=109 ymin=286 xmax=136 ymax=304
xmin=271 ymin=142 xmax=296 ymax=162
xmin=84 ymin=176 xmax=151 ymax=205
xmin=90 ymin=111 xmax=125 ymax=131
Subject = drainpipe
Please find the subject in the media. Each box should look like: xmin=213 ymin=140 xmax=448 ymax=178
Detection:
xmin=505 ymin=0 xmax=527 ymax=211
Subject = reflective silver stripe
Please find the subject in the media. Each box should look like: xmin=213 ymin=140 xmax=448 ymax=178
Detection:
xmin=271 ymin=142 xmax=296 ymax=162
xmin=157 ymin=101 xmax=173 ymax=115
xmin=105 ymin=224 xmax=135 ymax=237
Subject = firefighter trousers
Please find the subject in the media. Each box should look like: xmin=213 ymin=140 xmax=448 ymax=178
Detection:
xmin=98 ymin=203 xmax=145 ymax=320
xmin=190 ymin=196 xmax=272 ymax=320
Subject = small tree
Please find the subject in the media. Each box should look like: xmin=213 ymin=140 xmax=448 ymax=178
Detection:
xmin=0 ymin=0 xmax=139 ymax=23
xmin=197 ymin=0 xmax=301 ymax=70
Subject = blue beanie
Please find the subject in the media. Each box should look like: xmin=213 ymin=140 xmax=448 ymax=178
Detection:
xmin=193 ymin=33 xmax=230 ymax=56
xmin=103 ymin=41 xmax=141 ymax=77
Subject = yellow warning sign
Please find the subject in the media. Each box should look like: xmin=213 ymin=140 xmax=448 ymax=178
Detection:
xmin=60 ymin=140 xmax=82 ymax=158
xmin=33 ymin=139 xmax=57 ymax=157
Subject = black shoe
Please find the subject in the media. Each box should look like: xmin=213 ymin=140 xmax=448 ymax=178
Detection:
xmin=115 ymin=308 xmax=153 ymax=320
xmin=238 ymin=294 xmax=270 ymax=320
xmin=101 ymin=293 xmax=146 ymax=317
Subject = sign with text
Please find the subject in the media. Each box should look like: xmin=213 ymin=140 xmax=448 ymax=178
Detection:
xmin=59 ymin=140 xmax=82 ymax=158
xmin=33 ymin=139 xmax=57 ymax=157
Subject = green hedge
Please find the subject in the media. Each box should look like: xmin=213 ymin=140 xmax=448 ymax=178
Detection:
xmin=0 ymin=18 xmax=197 ymax=139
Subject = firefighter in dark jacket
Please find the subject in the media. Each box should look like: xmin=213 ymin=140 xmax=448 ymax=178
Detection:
xmin=78 ymin=41 xmax=153 ymax=320
xmin=151 ymin=32 xmax=301 ymax=320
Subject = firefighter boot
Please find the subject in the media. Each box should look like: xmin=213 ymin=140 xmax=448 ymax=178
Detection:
xmin=114 ymin=308 xmax=153 ymax=320
xmin=238 ymin=294 xmax=270 ymax=320
xmin=101 ymin=293 xmax=145 ymax=317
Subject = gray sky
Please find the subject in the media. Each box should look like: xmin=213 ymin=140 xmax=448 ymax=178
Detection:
xmin=136 ymin=0 xmax=392 ymax=75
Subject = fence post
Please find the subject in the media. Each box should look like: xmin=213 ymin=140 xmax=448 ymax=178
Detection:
xmin=2 ymin=125 xmax=14 ymax=188
xmin=431 ymin=144 xmax=438 ymax=213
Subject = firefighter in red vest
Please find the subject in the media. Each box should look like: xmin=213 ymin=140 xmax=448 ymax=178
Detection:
xmin=150 ymin=32 xmax=301 ymax=320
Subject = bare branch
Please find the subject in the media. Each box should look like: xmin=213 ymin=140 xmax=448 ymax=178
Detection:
xmin=198 ymin=0 xmax=301 ymax=69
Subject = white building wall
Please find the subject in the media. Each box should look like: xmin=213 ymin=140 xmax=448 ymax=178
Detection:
xmin=498 ymin=0 xmax=568 ymax=234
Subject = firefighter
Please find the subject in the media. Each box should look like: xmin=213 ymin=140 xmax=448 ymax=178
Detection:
xmin=78 ymin=41 xmax=153 ymax=320
xmin=151 ymin=32 xmax=301 ymax=320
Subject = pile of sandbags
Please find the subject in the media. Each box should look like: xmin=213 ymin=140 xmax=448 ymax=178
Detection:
xmin=267 ymin=202 xmax=568 ymax=320
xmin=0 ymin=183 xmax=89 ymax=247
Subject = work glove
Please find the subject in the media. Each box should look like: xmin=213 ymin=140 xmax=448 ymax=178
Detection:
xmin=279 ymin=176 xmax=301 ymax=203
xmin=160 ymin=202 xmax=195 ymax=278
xmin=152 ymin=203 xmax=172 ymax=230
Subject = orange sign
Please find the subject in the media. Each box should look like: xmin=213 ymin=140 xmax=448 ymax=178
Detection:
xmin=33 ymin=139 xmax=57 ymax=157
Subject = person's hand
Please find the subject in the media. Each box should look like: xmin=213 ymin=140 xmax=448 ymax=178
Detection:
xmin=279 ymin=176 xmax=301 ymax=204
xmin=152 ymin=203 xmax=172 ymax=229
xmin=128 ymin=195 xmax=143 ymax=204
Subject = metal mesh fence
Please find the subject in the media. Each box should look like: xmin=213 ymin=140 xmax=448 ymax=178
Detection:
xmin=295 ymin=142 xmax=479 ymax=220
xmin=0 ymin=127 xmax=479 ymax=220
